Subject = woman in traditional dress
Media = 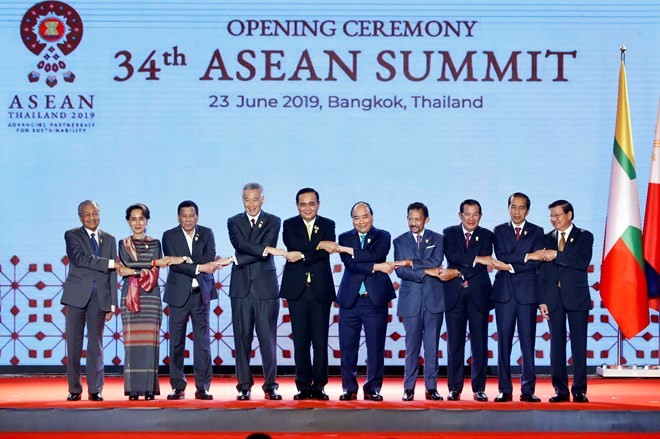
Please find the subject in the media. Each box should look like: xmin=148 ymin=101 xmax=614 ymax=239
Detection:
xmin=117 ymin=203 xmax=176 ymax=400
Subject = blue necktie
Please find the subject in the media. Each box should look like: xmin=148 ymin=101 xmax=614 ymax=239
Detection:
xmin=359 ymin=234 xmax=367 ymax=296
xmin=90 ymin=232 xmax=99 ymax=256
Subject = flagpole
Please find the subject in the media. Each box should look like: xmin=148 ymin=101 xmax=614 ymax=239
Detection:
xmin=615 ymin=44 xmax=625 ymax=371
xmin=597 ymin=45 xmax=658 ymax=377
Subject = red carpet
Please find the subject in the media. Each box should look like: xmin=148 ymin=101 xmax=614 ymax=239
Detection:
xmin=0 ymin=375 xmax=657 ymax=410
xmin=0 ymin=376 xmax=658 ymax=436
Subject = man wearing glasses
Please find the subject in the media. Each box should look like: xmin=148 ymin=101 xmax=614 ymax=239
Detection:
xmin=528 ymin=200 xmax=593 ymax=403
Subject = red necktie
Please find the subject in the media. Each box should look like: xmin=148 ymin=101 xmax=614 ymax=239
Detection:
xmin=515 ymin=227 xmax=521 ymax=241
xmin=465 ymin=232 xmax=471 ymax=248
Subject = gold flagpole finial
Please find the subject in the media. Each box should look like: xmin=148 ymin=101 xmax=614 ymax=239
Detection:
xmin=620 ymin=45 xmax=626 ymax=62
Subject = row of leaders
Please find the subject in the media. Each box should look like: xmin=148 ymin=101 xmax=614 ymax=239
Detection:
xmin=62 ymin=184 xmax=592 ymax=404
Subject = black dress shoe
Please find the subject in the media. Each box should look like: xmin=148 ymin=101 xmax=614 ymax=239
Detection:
xmin=549 ymin=394 xmax=570 ymax=403
xmin=128 ymin=394 xmax=139 ymax=401
xmin=494 ymin=392 xmax=512 ymax=402
xmin=264 ymin=389 xmax=282 ymax=400
xmin=312 ymin=389 xmax=330 ymax=401
xmin=364 ymin=391 xmax=383 ymax=401
xmin=339 ymin=391 xmax=357 ymax=401
xmin=425 ymin=389 xmax=443 ymax=401
xmin=236 ymin=390 xmax=251 ymax=401
xmin=520 ymin=393 xmax=541 ymax=402
xmin=401 ymin=389 xmax=414 ymax=401
xmin=447 ymin=390 xmax=461 ymax=401
xmin=67 ymin=392 xmax=81 ymax=401
xmin=293 ymin=391 xmax=312 ymax=400
xmin=195 ymin=390 xmax=213 ymax=400
xmin=88 ymin=392 xmax=104 ymax=401
xmin=167 ymin=389 xmax=185 ymax=400
xmin=145 ymin=392 xmax=155 ymax=400
xmin=573 ymin=392 xmax=589 ymax=403
xmin=473 ymin=391 xmax=488 ymax=402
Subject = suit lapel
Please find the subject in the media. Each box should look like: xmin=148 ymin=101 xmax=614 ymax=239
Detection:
xmin=79 ymin=227 xmax=94 ymax=254
xmin=565 ymin=227 xmax=579 ymax=250
xmin=97 ymin=230 xmax=105 ymax=256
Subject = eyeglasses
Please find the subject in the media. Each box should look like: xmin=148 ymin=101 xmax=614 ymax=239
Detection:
xmin=549 ymin=213 xmax=565 ymax=219
xmin=461 ymin=213 xmax=481 ymax=219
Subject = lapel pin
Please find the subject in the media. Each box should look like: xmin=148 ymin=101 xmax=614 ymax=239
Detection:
xmin=194 ymin=235 xmax=199 ymax=241
xmin=425 ymin=239 xmax=429 ymax=244
xmin=524 ymin=230 xmax=528 ymax=236
xmin=570 ymin=238 xmax=574 ymax=243
xmin=475 ymin=236 xmax=479 ymax=242
xmin=367 ymin=238 xmax=371 ymax=244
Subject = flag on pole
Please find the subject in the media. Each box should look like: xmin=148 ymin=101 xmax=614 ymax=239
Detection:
xmin=601 ymin=54 xmax=650 ymax=339
xmin=643 ymin=98 xmax=660 ymax=311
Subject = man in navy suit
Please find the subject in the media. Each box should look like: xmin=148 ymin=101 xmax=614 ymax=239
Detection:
xmin=393 ymin=202 xmax=445 ymax=401
xmin=336 ymin=202 xmax=396 ymax=401
xmin=440 ymin=199 xmax=494 ymax=402
xmin=280 ymin=188 xmax=337 ymax=401
xmin=491 ymin=192 xmax=543 ymax=403
xmin=529 ymin=200 xmax=593 ymax=403
xmin=162 ymin=200 xmax=225 ymax=401
xmin=227 ymin=183 xmax=285 ymax=401
xmin=62 ymin=200 xmax=117 ymax=402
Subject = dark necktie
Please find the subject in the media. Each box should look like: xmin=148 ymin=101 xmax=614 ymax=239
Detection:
xmin=416 ymin=234 xmax=422 ymax=249
xmin=514 ymin=227 xmax=521 ymax=241
xmin=559 ymin=231 xmax=566 ymax=251
xmin=465 ymin=232 xmax=471 ymax=249
xmin=251 ymin=218 xmax=256 ymax=228
xmin=90 ymin=232 xmax=99 ymax=256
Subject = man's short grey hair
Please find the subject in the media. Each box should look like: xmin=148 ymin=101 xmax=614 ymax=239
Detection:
xmin=78 ymin=200 xmax=100 ymax=217
xmin=242 ymin=182 xmax=264 ymax=196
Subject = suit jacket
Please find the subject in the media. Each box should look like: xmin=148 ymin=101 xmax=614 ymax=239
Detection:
xmin=538 ymin=226 xmax=593 ymax=312
xmin=393 ymin=229 xmax=445 ymax=316
xmin=162 ymin=225 xmax=218 ymax=307
xmin=280 ymin=215 xmax=337 ymax=303
xmin=61 ymin=227 xmax=118 ymax=311
xmin=227 ymin=211 xmax=280 ymax=300
xmin=491 ymin=221 xmax=544 ymax=305
xmin=337 ymin=227 xmax=396 ymax=309
xmin=442 ymin=224 xmax=494 ymax=313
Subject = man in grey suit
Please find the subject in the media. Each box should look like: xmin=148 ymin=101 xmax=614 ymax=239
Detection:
xmin=227 ymin=183 xmax=284 ymax=401
xmin=61 ymin=200 xmax=118 ymax=402
xmin=393 ymin=202 xmax=445 ymax=401
xmin=162 ymin=200 xmax=227 ymax=401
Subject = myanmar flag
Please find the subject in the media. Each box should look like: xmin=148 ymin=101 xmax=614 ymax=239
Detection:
xmin=601 ymin=58 xmax=649 ymax=339
xmin=643 ymin=99 xmax=660 ymax=311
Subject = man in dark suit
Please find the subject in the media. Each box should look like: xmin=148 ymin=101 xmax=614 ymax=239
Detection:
xmin=280 ymin=188 xmax=337 ymax=401
xmin=162 ymin=200 xmax=224 ymax=401
xmin=393 ymin=202 xmax=445 ymax=402
xmin=491 ymin=192 xmax=543 ymax=403
xmin=529 ymin=200 xmax=593 ymax=403
xmin=227 ymin=183 xmax=284 ymax=401
xmin=62 ymin=200 xmax=117 ymax=402
xmin=440 ymin=199 xmax=494 ymax=402
xmin=336 ymin=202 xmax=396 ymax=401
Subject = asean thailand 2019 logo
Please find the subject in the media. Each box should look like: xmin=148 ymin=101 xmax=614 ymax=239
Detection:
xmin=20 ymin=1 xmax=83 ymax=87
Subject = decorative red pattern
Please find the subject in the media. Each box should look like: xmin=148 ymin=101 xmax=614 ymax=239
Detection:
xmin=0 ymin=256 xmax=657 ymax=368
